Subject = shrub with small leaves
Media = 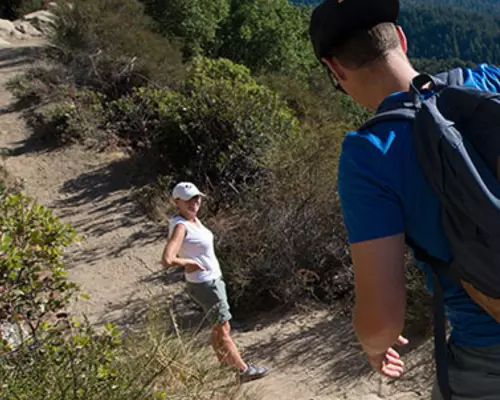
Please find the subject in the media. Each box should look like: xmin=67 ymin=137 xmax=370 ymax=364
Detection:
xmin=7 ymin=64 xmax=71 ymax=109
xmin=0 ymin=308 xmax=248 ymax=400
xmin=48 ymin=0 xmax=184 ymax=98
xmin=107 ymin=86 xmax=181 ymax=149
xmin=157 ymin=56 xmax=300 ymax=209
xmin=0 ymin=191 xmax=78 ymax=345
xmin=0 ymin=319 xmax=149 ymax=400
xmin=29 ymin=87 xmax=106 ymax=145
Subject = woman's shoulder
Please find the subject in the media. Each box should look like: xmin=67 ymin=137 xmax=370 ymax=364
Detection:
xmin=168 ymin=215 xmax=189 ymax=234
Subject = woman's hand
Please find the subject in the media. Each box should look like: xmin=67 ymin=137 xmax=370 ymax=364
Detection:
xmin=185 ymin=260 xmax=206 ymax=274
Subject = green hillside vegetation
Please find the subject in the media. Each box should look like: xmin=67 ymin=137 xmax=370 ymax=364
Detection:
xmin=400 ymin=6 xmax=500 ymax=64
xmin=401 ymin=0 xmax=500 ymax=15
xmin=294 ymin=0 xmax=500 ymax=15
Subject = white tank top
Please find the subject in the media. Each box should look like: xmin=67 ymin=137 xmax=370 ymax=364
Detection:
xmin=168 ymin=216 xmax=222 ymax=283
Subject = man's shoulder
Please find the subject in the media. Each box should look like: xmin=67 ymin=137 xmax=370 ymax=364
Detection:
xmin=341 ymin=117 xmax=412 ymax=160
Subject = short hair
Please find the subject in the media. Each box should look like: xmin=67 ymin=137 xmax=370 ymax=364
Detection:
xmin=327 ymin=22 xmax=401 ymax=69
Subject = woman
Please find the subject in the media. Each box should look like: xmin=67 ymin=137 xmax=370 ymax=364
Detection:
xmin=162 ymin=182 xmax=269 ymax=383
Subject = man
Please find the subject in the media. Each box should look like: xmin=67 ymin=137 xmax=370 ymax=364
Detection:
xmin=309 ymin=0 xmax=500 ymax=398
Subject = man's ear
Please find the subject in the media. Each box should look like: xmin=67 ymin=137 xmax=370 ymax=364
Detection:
xmin=396 ymin=25 xmax=408 ymax=54
xmin=321 ymin=57 xmax=346 ymax=82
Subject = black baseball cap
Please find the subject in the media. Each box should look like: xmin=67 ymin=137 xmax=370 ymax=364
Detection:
xmin=309 ymin=0 xmax=400 ymax=62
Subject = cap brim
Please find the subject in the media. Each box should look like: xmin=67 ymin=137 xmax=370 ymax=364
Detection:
xmin=176 ymin=192 xmax=206 ymax=200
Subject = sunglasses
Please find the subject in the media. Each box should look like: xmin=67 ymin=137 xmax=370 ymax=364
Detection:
xmin=325 ymin=66 xmax=347 ymax=94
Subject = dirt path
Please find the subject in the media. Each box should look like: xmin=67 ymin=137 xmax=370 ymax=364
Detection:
xmin=0 ymin=38 xmax=434 ymax=400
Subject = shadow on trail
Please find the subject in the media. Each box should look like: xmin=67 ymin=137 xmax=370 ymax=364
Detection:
xmin=3 ymin=124 xmax=63 ymax=156
xmin=236 ymin=310 xmax=435 ymax=392
xmin=95 ymin=289 xmax=209 ymax=334
xmin=53 ymin=155 xmax=168 ymax=265
xmin=0 ymin=45 xmax=45 ymax=71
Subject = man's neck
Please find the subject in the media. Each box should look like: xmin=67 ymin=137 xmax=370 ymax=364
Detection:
xmin=359 ymin=54 xmax=420 ymax=111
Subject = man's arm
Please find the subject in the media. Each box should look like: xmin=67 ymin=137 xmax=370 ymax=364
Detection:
xmin=350 ymin=233 xmax=406 ymax=356
xmin=337 ymin=125 xmax=409 ymax=377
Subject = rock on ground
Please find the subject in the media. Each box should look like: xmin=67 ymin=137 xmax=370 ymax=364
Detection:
xmin=14 ymin=20 xmax=43 ymax=37
xmin=22 ymin=10 xmax=56 ymax=35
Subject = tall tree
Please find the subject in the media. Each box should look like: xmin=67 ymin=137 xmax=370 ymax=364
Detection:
xmin=141 ymin=0 xmax=230 ymax=58
xmin=216 ymin=0 xmax=316 ymax=77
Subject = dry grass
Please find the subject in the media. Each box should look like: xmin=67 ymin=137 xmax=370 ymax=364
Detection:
xmin=121 ymin=305 xmax=256 ymax=400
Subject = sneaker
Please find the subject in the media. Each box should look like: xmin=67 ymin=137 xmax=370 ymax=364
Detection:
xmin=239 ymin=364 xmax=269 ymax=383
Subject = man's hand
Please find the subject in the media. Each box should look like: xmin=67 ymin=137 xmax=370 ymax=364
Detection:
xmin=366 ymin=335 xmax=409 ymax=379
xmin=185 ymin=260 xmax=206 ymax=274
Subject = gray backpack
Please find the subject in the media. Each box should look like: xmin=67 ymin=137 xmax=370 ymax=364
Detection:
xmin=360 ymin=68 xmax=500 ymax=400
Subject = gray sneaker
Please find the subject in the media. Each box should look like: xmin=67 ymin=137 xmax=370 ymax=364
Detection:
xmin=239 ymin=364 xmax=269 ymax=383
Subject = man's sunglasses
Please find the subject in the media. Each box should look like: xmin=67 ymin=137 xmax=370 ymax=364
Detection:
xmin=325 ymin=65 xmax=347 ymax=95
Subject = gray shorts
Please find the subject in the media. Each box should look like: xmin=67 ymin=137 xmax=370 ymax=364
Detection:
xmin=185 ymin=277 xmax=232 ymax=325
xmin=432 ymin=340 xmax=500 ymax=400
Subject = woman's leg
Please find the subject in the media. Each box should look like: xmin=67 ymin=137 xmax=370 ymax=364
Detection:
xmin=211 ymin=320 xmax=247 ymax=371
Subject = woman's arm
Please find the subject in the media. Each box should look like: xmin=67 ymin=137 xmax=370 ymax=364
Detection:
xmin=162 ymin=224 xmax=205 ymax=272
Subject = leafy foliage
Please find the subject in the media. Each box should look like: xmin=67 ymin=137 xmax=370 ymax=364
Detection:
xmin=215 ymin=0 xmax=316 ymax=78
xmin=109 ymin=56 xmax=300 ymax=209
xmin=48 ymin=0 xmax=184 ymax=99
xmin=0 ymin=191 xmax=78 ymax=342
xmin=400 ymin=6 xmax=500 ymax=64
xmin=29 ymin=87 xmax=106 ymax=146
xmin=0 ymin=311 xmax=246 ymax=400
xmin=142 ymin=0 xmax=230 ymax=58
xmin=213 ymin=121 xmax=353 ymax=314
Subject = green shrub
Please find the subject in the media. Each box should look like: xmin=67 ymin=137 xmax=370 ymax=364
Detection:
xmin=7 ymin=64 xmax=71 ymax=109
xmin=142 ymin=0 xmax=231 ymax=59
xmin=0 ymin=191 xmax=78 ymax=339
xmin=1 ymin=310 xmax=246 ymax=400
xmin=27 ymin=87 xmax=106 ymax=146
xmin=106 ymin=85 xmax=181 ymax=149
xmin=109 ymin=56 xmax=300 ymax=209
xmin=210 ymin=121 xmax=352 ymax=314
xmin=215 ymin=0 xmax=316 ymax=79
xmin=48 ymin=0 xmax=185 ymax=99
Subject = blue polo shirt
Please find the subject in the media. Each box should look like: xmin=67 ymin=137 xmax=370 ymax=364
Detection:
xmin=338 ymin=64 xmax=500 ymax=347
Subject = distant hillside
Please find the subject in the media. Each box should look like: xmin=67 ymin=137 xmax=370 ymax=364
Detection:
xmin=292 ymin=0 xmax=500 ymax=14
xmin=400 ymin=6 xmax=500 ymax=63
xmin=293 ymin=1 xmax=500 ymax=65
xmin=401 ymin=0 xmax=500 ymax=14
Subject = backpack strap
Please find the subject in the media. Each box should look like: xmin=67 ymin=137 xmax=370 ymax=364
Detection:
xmin=406 ymin=236 xmax=452 ymax=400
xmin=359 ymin=108 xmax=416 ymax=132
xmin=431 ymin=268 xmax=452 ymax=400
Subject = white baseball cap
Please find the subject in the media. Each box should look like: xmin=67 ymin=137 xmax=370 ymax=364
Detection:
xmin=172 ymin=182 xmax=205 ymax=200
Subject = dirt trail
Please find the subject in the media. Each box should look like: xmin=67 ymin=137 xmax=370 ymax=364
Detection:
xmin=0 ymin=38 xmax=434 ymax=399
